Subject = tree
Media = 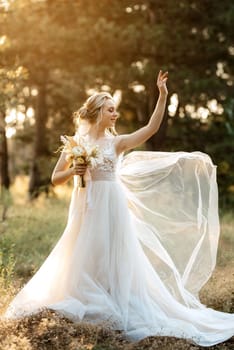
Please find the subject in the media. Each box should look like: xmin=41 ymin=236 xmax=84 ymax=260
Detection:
xmin=1 ymin=0 xmax=233 ymax=206
xmin=0 ymin=110 xmax=9 ymax=190
xmin=1 ymin=0 xmax=83 ymax=197
xmin=0 ymin=66 xmax=27 ymax=219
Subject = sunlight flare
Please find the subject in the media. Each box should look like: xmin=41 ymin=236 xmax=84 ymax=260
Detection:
xmin=168 ymin=93 xmax=179 ymax=117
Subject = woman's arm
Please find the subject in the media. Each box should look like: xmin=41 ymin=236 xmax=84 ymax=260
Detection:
xmin=115 ymin=70 xmax=168 ymax=154
xmin=51 ymin=151 xmax=87 ymax=186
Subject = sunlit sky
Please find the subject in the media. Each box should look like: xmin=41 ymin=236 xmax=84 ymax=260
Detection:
xmin=0 ymin=0 xmax=10 ymax=10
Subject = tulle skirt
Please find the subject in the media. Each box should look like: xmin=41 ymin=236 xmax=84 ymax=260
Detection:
xmin=3 ymin=151 xmax=234 ymax=346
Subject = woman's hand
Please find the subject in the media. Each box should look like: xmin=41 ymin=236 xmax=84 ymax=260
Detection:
xmin=157 ymin=70 xmax=168 ymax=95
xmin=71 ymin=161 xmax=87 ymax=176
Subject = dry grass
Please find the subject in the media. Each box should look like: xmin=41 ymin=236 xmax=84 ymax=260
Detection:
xmin=0 ymin=309 xmax=233 ymax=350
xmin=0 ymin=177 xmax=233 ymax=349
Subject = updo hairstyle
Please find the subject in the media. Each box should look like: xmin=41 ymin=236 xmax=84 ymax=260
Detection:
xmin=75 ymin=92 xmax=114 ymax=124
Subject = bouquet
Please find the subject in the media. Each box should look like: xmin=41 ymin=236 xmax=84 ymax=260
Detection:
xmin=60 ymin=135 xmax=102 ymax=187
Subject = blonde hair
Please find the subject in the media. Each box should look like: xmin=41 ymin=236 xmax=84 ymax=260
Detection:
xmin=74 ymin=92 xmax=117 ymax=136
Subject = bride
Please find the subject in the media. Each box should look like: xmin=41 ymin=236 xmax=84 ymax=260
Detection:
xmin=4 ymin=71 xmax=234 ymax=346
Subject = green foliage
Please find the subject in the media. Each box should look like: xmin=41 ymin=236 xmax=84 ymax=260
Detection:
xmin=0 ymin=66 xmax=28 ymax=112
xmin=0 ymin=181 xmax=71 ymax=279
xmin=217 ymin=211 xmax=234 ymax=267
xmin=0 ymin=188 xmax=13 ymax=221
xmin=0 ymin=0 xmax=233 ymax=206
xmin=0 ymin=238 xmax=15 ymax=289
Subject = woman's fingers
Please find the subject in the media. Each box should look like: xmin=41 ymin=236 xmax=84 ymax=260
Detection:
xmin=74 ymin=164 xmax=87 ymax=169
xmin=157 ymin=70 xmax=168 ymax=95
xmin=157 ymin=71 xmax=167 ymax=83
xmin=73 ymin=163 xmax=87 ymax=175
xmin=157 ymin=70 xmax=163 ymax=83
xmin=157 ymin=70 xmax=168 ymax=87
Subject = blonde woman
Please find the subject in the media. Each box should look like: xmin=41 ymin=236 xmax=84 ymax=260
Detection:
xmin=4 ymin=71 xmax=234 ymax=346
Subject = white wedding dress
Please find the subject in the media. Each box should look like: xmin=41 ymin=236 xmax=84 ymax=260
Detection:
xmin=4 ymin=135 xmax=234 ymax=346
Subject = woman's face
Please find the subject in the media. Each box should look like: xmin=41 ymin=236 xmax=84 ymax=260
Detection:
xmin=99 ymin=99 xmax=118 ymax=128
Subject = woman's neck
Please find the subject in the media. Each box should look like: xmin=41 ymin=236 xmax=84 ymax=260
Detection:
xmin=88 ymin=126 xmax=106 ymax=141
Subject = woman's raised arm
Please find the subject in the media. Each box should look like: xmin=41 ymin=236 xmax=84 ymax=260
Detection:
xmin=115 ymin=70 xmax=168 ymax=154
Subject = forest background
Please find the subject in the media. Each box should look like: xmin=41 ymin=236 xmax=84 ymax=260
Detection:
xmin=0 ymin=1 xmax=234 ymax=349
xmin=0 ymin=0 xmax=233 ymax=208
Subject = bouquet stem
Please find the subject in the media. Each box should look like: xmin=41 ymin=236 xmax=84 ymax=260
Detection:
xmin=80 ymin=175 xmax=85 ymax=188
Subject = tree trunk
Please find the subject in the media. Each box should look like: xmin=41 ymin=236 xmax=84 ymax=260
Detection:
xmin=0 ymin=111 xmax=10 ymax=190
xmin=0 ymin=111 xmax=11 ymax=221
xmin=29 ymin=72 xmax=50 ymax=199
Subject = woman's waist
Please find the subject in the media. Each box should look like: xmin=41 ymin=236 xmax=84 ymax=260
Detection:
xmin=89 ymin=169 xmax=117 ymax=181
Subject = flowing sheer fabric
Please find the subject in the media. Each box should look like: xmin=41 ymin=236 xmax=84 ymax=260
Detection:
xmin=3 ymin=136 xmax=234 ymax=346
xmin=119 ymin=151 xmax=220 ymax=298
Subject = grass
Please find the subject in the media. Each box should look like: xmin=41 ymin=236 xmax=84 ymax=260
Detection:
xmin=0 ymin=176 xmax=233 ymax=349
xmin=0 ymin=177 xmax=71 ymax=279
xmin=0 ymin=176 xmax=72 ymax=317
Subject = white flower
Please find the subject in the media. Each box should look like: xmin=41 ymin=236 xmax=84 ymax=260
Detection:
xmin=72 ymin=146 xmax=84 ymax=157
xmin=85 ymin=144 xmax=93 ymax=154
xmin=60 ymin=135 xmax=102 ymax=170
xmin=60 ymin=135 xmax=68 ymax=145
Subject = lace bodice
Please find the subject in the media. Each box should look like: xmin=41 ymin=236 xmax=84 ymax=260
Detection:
xmin=89 ymin=138 xmax=119 ymax=181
